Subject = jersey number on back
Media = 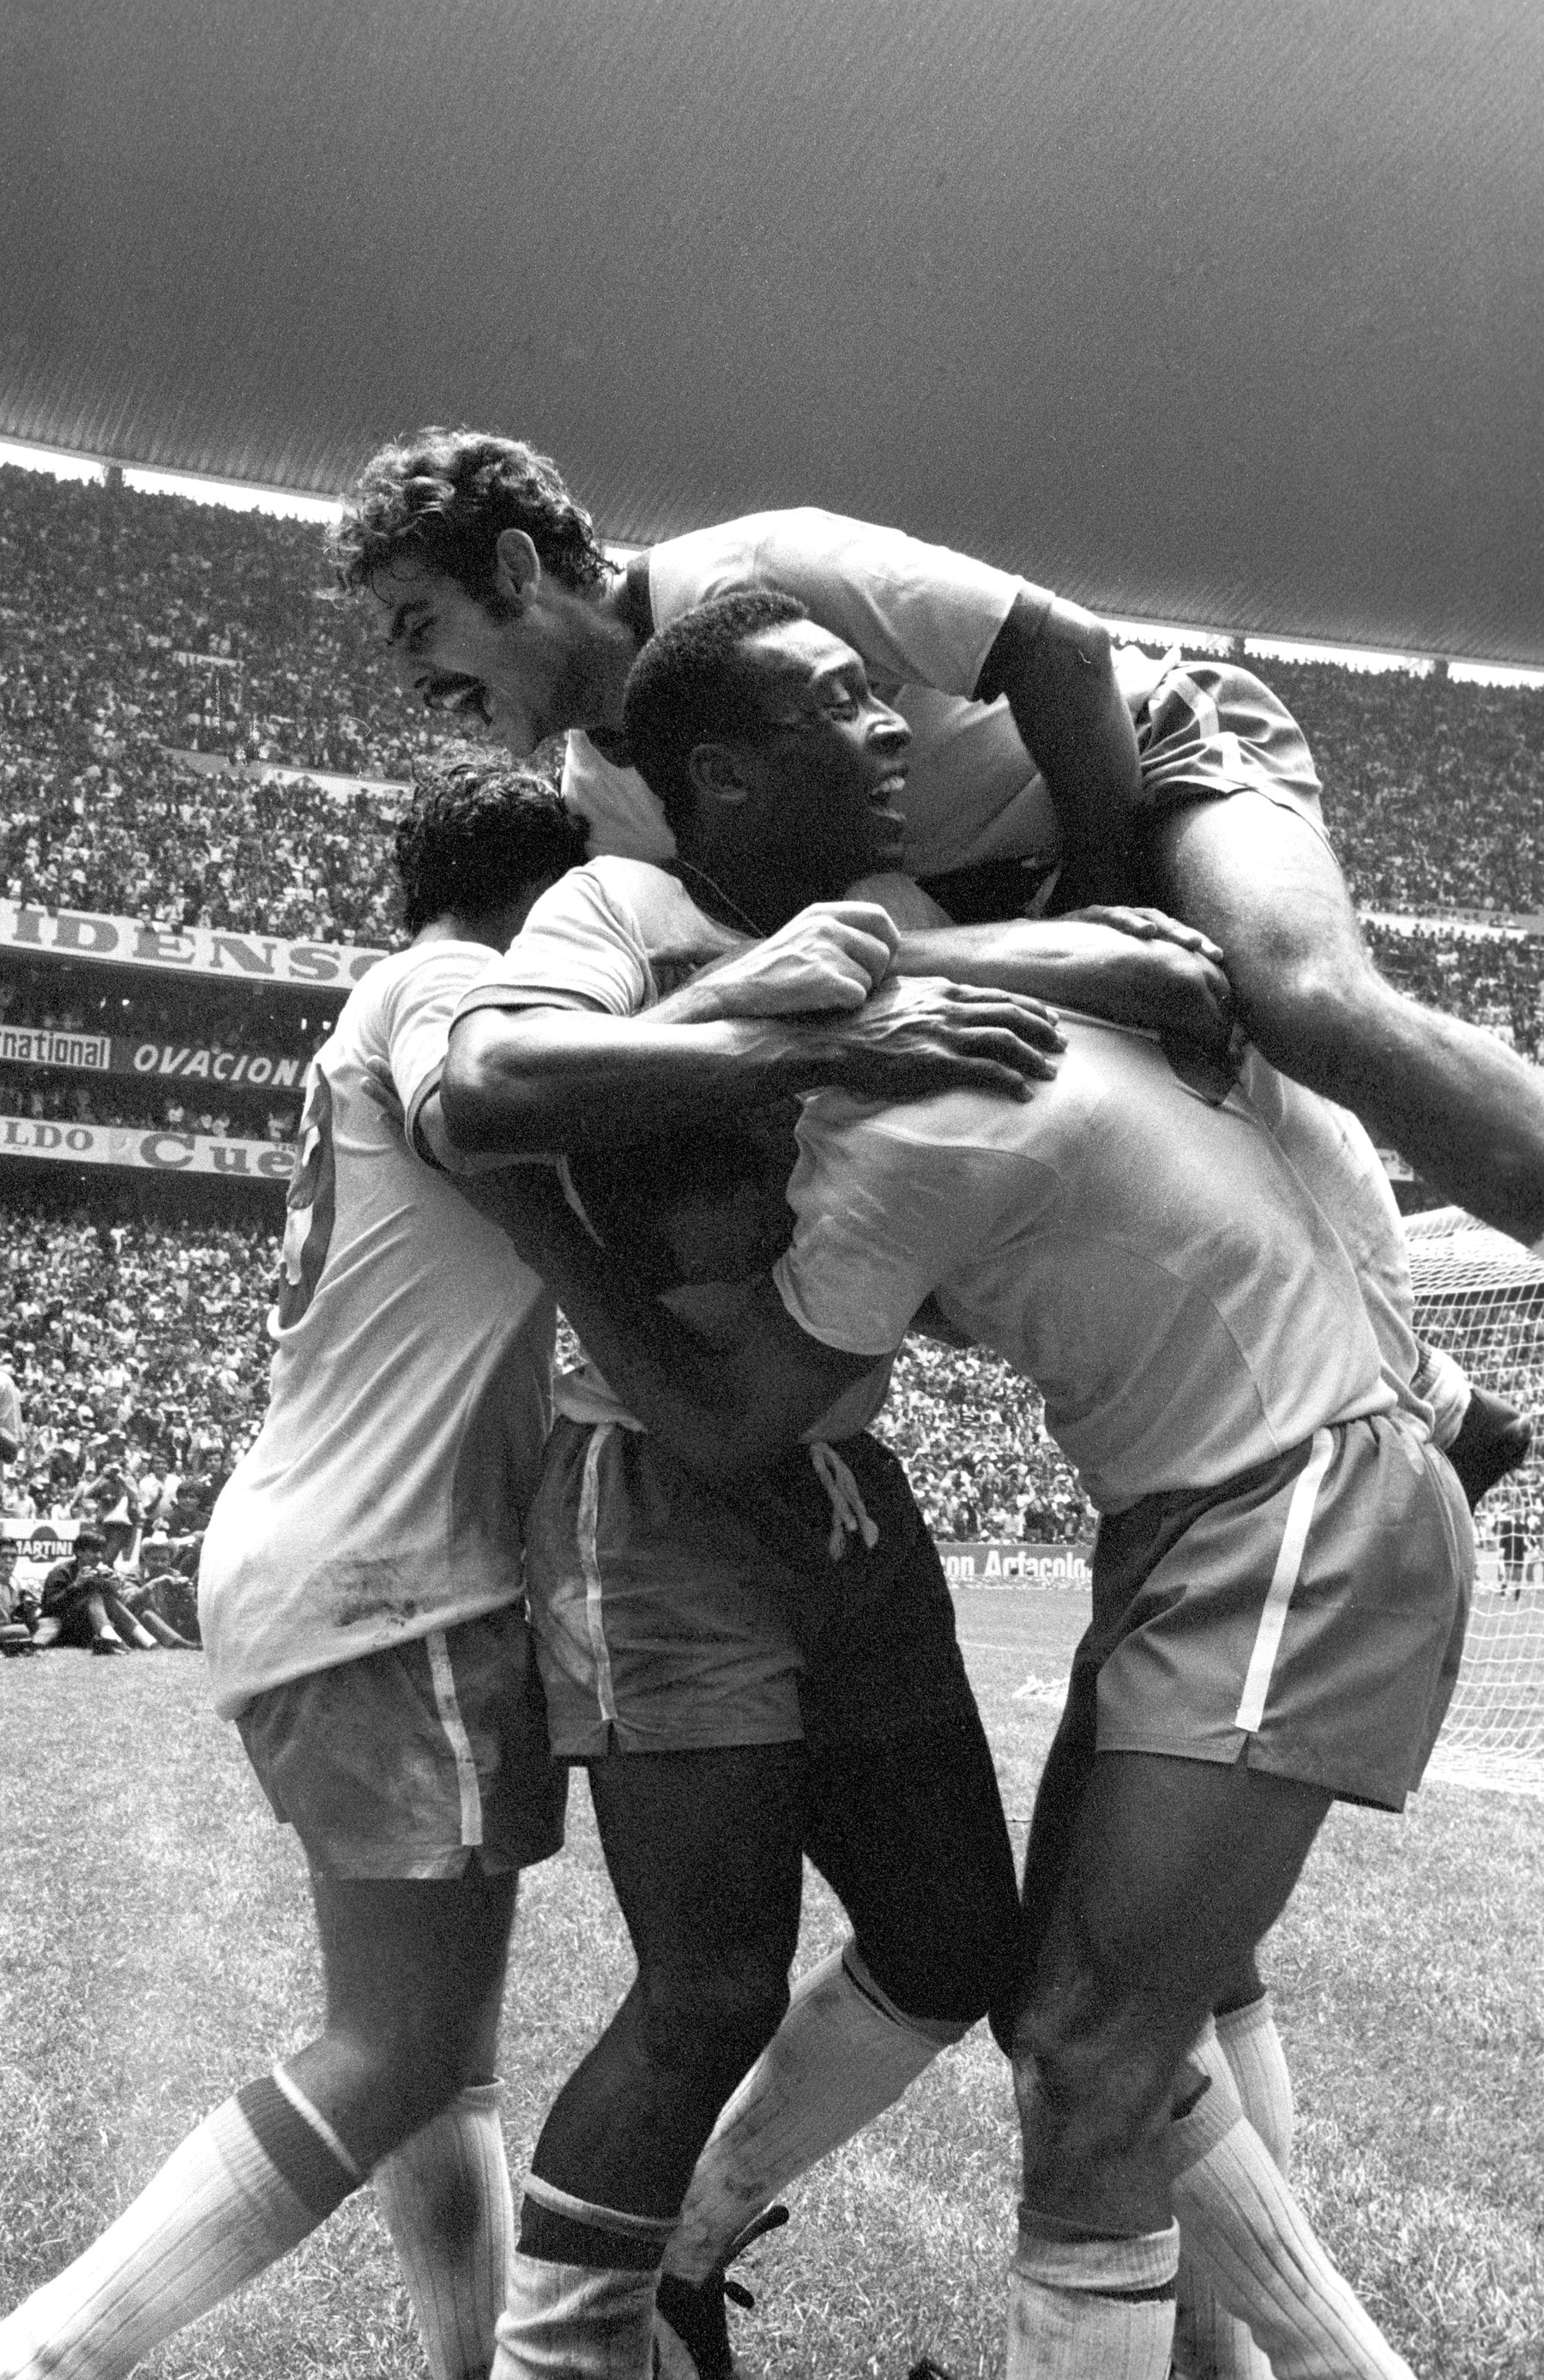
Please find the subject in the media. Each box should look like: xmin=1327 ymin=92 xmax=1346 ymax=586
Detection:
xmin=274 ymin=1063 xmax=337 ymax=1330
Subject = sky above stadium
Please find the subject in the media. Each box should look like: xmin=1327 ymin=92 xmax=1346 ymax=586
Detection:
xmin=3 ymin=1 xmax=1541 ymax=666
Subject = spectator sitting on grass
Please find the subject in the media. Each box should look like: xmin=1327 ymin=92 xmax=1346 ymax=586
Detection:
xmin=34 ymin=1524 xmax=172 ymax=1655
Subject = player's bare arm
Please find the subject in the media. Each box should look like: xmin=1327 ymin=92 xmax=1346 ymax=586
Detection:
xmin=479 ymin=1164 xmax=866 ymax=1479
xmin=974 ymin=591 xmax=1144 ymax=907
xmin=677 ymin=893 xmax=1233 ymax=1057
xmin=1153 ymin=790 xmax=1544 ymax=1244
xmin=440 ymin=973 xmax=1059 ymax=1155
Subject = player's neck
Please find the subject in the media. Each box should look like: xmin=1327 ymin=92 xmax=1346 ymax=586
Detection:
xmin=415 ymin=903 xmax=530 ymax=954
xmin=585 ymin=556 xmax=653 ymax=734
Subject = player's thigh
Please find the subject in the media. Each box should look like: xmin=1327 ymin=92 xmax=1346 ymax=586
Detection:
xmin=311 ymin=1861 xmax=521 ymax=2080
xmin=1019 ymin=1750 xmax=1330 ymax=2076
xmin=1148 ymin=790 xmax=1381 ymax=1051
xmin=586 ymin=1743 xmax=805 ymax=2019
xmin=803 ymin=1698 xmax=1019 ymax=2028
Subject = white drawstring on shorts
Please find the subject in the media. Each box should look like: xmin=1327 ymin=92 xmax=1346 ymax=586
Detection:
xmin=808 ymin=1441 xmax=880 ymax=1560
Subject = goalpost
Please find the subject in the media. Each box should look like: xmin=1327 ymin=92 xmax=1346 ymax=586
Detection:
xmin=1407 ymin=1208 xmax=1544 ymax=1796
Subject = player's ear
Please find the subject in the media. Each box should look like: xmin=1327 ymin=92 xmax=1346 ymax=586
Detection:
xmin=688 ymin=741 xmax=751 ymax=810
xmin=493 ymin=528 xmax=541 ymax=606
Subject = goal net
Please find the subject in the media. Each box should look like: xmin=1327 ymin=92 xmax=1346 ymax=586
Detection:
xmin=1407 ymin=1208 xmax=1544 ymax=1796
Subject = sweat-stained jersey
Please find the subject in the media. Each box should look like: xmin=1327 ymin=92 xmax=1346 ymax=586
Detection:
xmin=199 ymin=939 xmax=555 ymax=1718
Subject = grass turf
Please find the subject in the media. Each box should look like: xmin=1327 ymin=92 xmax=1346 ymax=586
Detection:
xmin=2 ymin=1591 xmax=1541 ymax=2379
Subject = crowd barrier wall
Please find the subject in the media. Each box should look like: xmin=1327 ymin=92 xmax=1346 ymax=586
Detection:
xmin=2 ymin=1515 xmax=79 ymax=1588
xmin=0 ymin=900 xmax=384 ymax=987
xmin=937 ymin=1540 xmax=1094 ymax=1588
xmin=0 ymin=1118 xmax=293 ymax=1178
xmin=0 ymin=1026 xmax=305 ymax=1088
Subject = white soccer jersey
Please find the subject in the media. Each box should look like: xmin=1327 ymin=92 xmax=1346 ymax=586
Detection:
xmin=564 ymin=509 xmax=1065 ymax=882
xmin=774 ymin=1018 xmax=1406 ymax=1514
xmin=199 ymin=938 xmax=555 ymax=1718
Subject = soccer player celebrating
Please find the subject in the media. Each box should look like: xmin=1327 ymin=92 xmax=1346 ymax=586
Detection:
xmin=336 ymin=425 xmax=1544 ymax=1258
xmin=448 ymin=593 xmax=1473 ymax=2380
xmin=0 ymin=768 xmax=582 ymax=2380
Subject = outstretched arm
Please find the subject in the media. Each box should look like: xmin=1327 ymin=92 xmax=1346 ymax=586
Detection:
xmin=474 ymin=1166 xmax=869 ymax=1479
xmin=975 ymin=592 xmax=1143 ymax=907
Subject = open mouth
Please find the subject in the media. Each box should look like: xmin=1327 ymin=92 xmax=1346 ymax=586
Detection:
xmin=423 ymin=673 xmax=493 ymax=724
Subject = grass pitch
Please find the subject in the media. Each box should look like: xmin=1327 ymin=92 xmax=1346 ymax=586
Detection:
xmin=2 ymin=1591 xmax=1541 ymax=2379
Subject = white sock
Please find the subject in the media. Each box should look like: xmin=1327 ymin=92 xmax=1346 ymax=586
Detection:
xmin=1007 ymin=2219 xmax=1179 ymax=2380
xmin=374 ymin=2082 xmax=516 ymax=2380
xmin=492 ymin=2256 xmax=658 ymax=2380
xmin=663 ymin=1940 xmax=962 ymax=2286
xmin=1217 ymin=1996 xmax=1294 ymax=2175
xmin=494 ymin=2181 xmax=676 ymax=2380
xmin=1169 ymin=2057 xmax=1413 ymax=2380
xmin=1173 ymin=2021 xmax=1273 ymax=2380
xmin=0 ymin=2071 xmax=359 ymax=2380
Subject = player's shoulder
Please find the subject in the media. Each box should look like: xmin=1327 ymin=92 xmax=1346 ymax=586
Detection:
xmin=527 ymin=853 xmax=703 ymax=943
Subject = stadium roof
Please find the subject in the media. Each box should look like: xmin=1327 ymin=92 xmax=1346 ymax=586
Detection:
xmin=4 ymin=1 xmax=1541 ymax=665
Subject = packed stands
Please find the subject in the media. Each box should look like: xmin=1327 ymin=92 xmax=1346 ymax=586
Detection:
xmin=0 ymin=1201 xmax=276 ymax=1513
xmin=1270 ymin=658 xmax=1544 ymax=915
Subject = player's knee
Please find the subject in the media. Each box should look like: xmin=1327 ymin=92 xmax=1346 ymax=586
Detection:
xmin=636 ymin=1959 xmax=790 ymax=2096
xmin=1011 ymin=1987 xmax=1173 ymax=2166
xmin=325 ymin=2012 xmax=467 ymax=2138
xmin=1230 ymin=936 xmax=1377 ymax=1079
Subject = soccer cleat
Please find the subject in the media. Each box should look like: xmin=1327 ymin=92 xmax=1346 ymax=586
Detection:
xmin=1445 ymin=1383 xmax=1532 ymax=1510
xmin=908 ymin=2360 xmax=962 ymax=2380
xmin=653 ymin=2205 xmax=789 ymax=2380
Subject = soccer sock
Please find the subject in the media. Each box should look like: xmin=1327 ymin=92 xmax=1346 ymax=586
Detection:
xmin=1007 ymin=2217 xmax=1179 ymax=2380
xmin=0 ymin=2069 xmax=360 ymax=2380
xmin=491 ymin=2181 xmax=675 ymax=2380
xmin=373 ymin=2082 xmax=516 ymax=2380
xmin=1217 ymin=1994 xmax=1294 ymax=2175
xmin=1168 ymin=2054 xmax=1414 ymax=2380
xmin=660 ymin=1939 xmax=963 ymax=2286
xmin=1173 ymin=2021 xmax=1273 ymax=2380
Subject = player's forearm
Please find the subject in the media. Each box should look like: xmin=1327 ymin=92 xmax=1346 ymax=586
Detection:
xmin=978 ymin=594 xmax=1142 ymax=905
xmin=891 ymin=919 xmax=1235 ymax=1057
xmin=441 ymin=1008 xmax=853 ymax=1156
xmin=489 ymin=1184 xmax=811 ymax=1477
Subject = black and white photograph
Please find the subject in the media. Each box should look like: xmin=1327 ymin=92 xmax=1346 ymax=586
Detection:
xmin=1 ymin=6 xmax=1541 ymax=2377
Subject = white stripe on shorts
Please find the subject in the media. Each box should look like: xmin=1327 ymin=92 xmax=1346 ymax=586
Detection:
xmin=1233 ymin=1427 xmax=1336 ymax=1734
xmin=425 ymin=1629 xmax=483 ymax=1847
xmin=578 ymin=1423 xmax=620 ymax=1727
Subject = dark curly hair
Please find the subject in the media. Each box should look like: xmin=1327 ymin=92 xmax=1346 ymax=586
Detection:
xmin=334 ymin=429 xmax=609 ymax=604
xmin=394 ymin=759 xmax=591 ymax=937
xmin=620 ymin=588 xmax=809 ymax=835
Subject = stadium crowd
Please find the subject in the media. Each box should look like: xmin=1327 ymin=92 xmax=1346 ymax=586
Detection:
xmin=1271 ymin=657 xmax=1544 ymax=915
xmin=1362 ymin=924 xmax=1544 ymax=1060
xmin=0 ymin=1204 xmax=270 ymax=1515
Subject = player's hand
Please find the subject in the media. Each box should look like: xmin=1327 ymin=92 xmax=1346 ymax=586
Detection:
xmin=813 ymin=977 xmax=1065 ymax=1104
xmin=1060 ymin=917 xmax=1237 ymax=1063
xmin=1061 ymin=903 xmax=1227 ymax=968
xmin=690 ymin=903 xmax=900 ymax=1017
